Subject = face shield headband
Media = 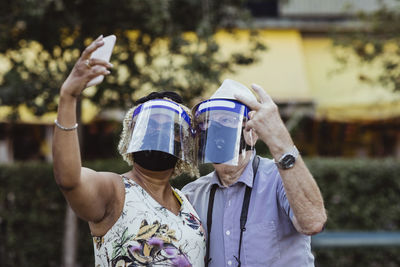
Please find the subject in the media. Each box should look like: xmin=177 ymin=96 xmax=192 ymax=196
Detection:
xmin=125 ymin=99 xmax=195 ymax=166
xmin=194 ymin=99 xmax=252 ymax=165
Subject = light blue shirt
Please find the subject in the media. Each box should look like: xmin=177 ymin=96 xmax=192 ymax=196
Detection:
xmin=182 ymin=154 xmax=315 ymax=267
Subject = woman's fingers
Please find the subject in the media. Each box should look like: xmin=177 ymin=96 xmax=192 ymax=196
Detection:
xmin=81 ymin=35 xmax=104 ymax=59
xmin=88 ymin=65 xmax=111 ymax=77
xmin=88 ymin=58 xmax=113 ymax=69
xmin=83 ymin=59 xmax=113 ymax=84
xmin=60 ymin=35 xmax=113 ymax=96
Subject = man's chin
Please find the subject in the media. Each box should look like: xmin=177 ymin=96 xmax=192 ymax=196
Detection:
xmin=211 ymin=159 xmax=236 ymax=167
xmin=212 ymin=152 xmax=252 ymax=166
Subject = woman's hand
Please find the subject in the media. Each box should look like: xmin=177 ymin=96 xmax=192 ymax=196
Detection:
xmin=60 ymin=35 xmax=113 ymax=98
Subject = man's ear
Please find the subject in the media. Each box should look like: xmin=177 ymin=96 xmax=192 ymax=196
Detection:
xmin=243 ymin=128 xmax=258 ymax=146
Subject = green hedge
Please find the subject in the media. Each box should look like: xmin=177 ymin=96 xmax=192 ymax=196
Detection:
xmin=0 ymin=157 xmax=399 ymax=266
xmin=306 ymin=158 xmax=400 ymax=267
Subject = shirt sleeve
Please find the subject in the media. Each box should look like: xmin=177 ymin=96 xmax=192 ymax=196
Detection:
xmin=181 ymin=184 xmax=193 ymax=203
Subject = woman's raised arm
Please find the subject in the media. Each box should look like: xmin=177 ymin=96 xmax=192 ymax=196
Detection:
xmin=52 ymin=35 xmax=115 ymax=222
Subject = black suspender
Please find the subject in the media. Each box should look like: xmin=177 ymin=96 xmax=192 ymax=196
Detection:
xmin=205 ymin=185 xmax=217 ymax=265
xmin=235 ymin=181 xmax=252 ymax=267
xmin=205 ymin=156 xmax=260 ymax=267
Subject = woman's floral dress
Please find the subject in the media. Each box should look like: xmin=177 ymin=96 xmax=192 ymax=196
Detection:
xmin=93 ymin=176 xmax=206 ymax=267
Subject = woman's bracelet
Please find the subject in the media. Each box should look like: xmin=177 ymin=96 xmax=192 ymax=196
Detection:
xmin=54 ymin=119 xmax=78 ymax=131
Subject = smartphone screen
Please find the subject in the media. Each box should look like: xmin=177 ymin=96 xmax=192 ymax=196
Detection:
xmin=86 ymin=35 xmax=116 ymax=87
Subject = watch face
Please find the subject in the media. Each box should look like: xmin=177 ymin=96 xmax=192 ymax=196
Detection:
xmin=280 ymin=154 xmax=295 ymax=169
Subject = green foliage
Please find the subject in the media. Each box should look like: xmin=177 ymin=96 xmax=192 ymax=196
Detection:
xmin=307 ymin=158 xmax=400 ymax=231
xmin=0 ymin=162 xmax=65 ymax=266
xmin=315 ymin=247 xmax=400 ymax=267
xmin=333 ymin=2 xmax=400 ymax=92
xmin=1 ymin=157 xmax=399 ymax=266
xmin=307 ymin=157 xmax=400 ymax=266
xmin=0 ymin=0 xmax=266 ymax=118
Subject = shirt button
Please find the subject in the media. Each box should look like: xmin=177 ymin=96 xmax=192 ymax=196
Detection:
xmin=228 ymin=260 xmax=232 ymax=265
xmin=226 ymin=230 xmax=231 ymax=236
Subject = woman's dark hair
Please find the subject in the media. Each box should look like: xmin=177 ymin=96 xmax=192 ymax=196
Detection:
xmin=135 ymin=91 xmax=183 ymax=105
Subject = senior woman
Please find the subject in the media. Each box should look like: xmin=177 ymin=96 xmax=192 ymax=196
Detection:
xmin=53 ymin=35 xmax=205 ymax=267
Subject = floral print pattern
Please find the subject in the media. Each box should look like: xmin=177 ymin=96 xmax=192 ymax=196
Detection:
xmin=93 ymin=177 xmax=206 ymax=267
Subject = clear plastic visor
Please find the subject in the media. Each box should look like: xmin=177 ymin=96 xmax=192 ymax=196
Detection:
xmin=194 ymin=99 xmax=251 ymax=165
xmin=126 ymin=99 xmax=195 ymax=164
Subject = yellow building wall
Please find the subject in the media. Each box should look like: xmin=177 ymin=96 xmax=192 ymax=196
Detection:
xmin=222 ymin=29 xmax=400 ymax=122
xmin=217 ymin=29 xmax=312 ymax=103
xmin=302 ymin=37 xmax=400 ymax=122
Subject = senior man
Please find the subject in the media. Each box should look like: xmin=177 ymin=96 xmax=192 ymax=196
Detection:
xmin=182 ymin=79 xmax=327 ymax=267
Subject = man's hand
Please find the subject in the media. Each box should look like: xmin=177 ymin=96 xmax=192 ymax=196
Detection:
xmin=234 ymin=84 xmax=294 ymax=157
xmin=236 ymin=83 xmax=327 ymax=235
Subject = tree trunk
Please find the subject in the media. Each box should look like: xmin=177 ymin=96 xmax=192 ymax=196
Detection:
xmin=62 ymin=205 xmax=78 ymax=267
xmin=0 ymin=124 xmax=14 ymax=163
xmin=395 ymin=132 xmax=400 ymax=159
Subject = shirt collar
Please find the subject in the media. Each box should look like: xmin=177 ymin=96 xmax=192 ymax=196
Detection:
xmin=210 ymin=171 xmax=223 ymax=187
xmin=210 ymin=151 xmax=257 ymax=188
xmin=237 ymin=151 xmax=256 ymax=188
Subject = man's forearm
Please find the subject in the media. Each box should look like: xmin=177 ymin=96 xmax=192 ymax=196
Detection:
xmin=233 ymin=83 xmax=327 ymax=234
xmin=261 ymin=118 xmax=326 ymax=235
xmin=277 ymin=156 xmax=327 ymax=235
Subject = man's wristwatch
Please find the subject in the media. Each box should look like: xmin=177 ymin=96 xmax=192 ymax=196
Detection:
xmin=274 ymin=145 xmax=299 ymax=170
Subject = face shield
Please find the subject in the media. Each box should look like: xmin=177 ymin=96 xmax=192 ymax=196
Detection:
xmin=194 ymin=99 xmax=253 ymax=165
xmin=126 ymin=99 xmax=195 ymax=165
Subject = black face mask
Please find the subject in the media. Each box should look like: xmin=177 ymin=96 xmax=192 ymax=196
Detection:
xmin=133 ymin=150 xmax=178 ymax=171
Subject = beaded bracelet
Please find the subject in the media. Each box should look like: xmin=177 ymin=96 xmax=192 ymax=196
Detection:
xmin=54 ymin=119 xmax=78 ymax=131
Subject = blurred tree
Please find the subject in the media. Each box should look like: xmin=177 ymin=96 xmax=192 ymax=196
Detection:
xmin=333 ymin=0 xmax=400 ymax=92
xmin=0 ymin=1 xmax=266 ymax=266
xmin=0 ymin=0 xmax=265 ymax=116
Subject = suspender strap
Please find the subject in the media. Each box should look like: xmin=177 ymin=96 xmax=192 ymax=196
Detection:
xmin=235 ymin=184 xmax=252 ymax=266
xmin=205 ymin=156 xmax=260 ymax=267
xmin=235 ymin=156 xmax=259 ymax=267
xmin=205 ymin=184 xmax=217 ymax=267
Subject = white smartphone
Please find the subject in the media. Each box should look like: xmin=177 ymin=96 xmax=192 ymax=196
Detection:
xmin=86 ymin=34 xmax=116 ymax=87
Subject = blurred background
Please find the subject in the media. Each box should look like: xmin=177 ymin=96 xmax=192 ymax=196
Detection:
xmin=0 ymin=0 xmax=399 ymax=266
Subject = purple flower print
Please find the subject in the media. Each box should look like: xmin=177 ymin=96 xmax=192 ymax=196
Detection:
xmin=171 ymin=255 xmax=191 ymax=267
xmin=148 ymin=237 xmax=164 ymax=248
xmin=128 ymin=244 xmax=142 ymax=254
xmin=164 ymin=246 xmax=176 ymax=256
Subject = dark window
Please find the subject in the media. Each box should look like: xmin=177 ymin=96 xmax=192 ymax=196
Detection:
xmin=246 ymin=0 xmax=279 ymax=17
xmin=12 ymin=124 xmax=45 ymax=161
xmin=83 ymin=121 xmax=121 ymax=160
